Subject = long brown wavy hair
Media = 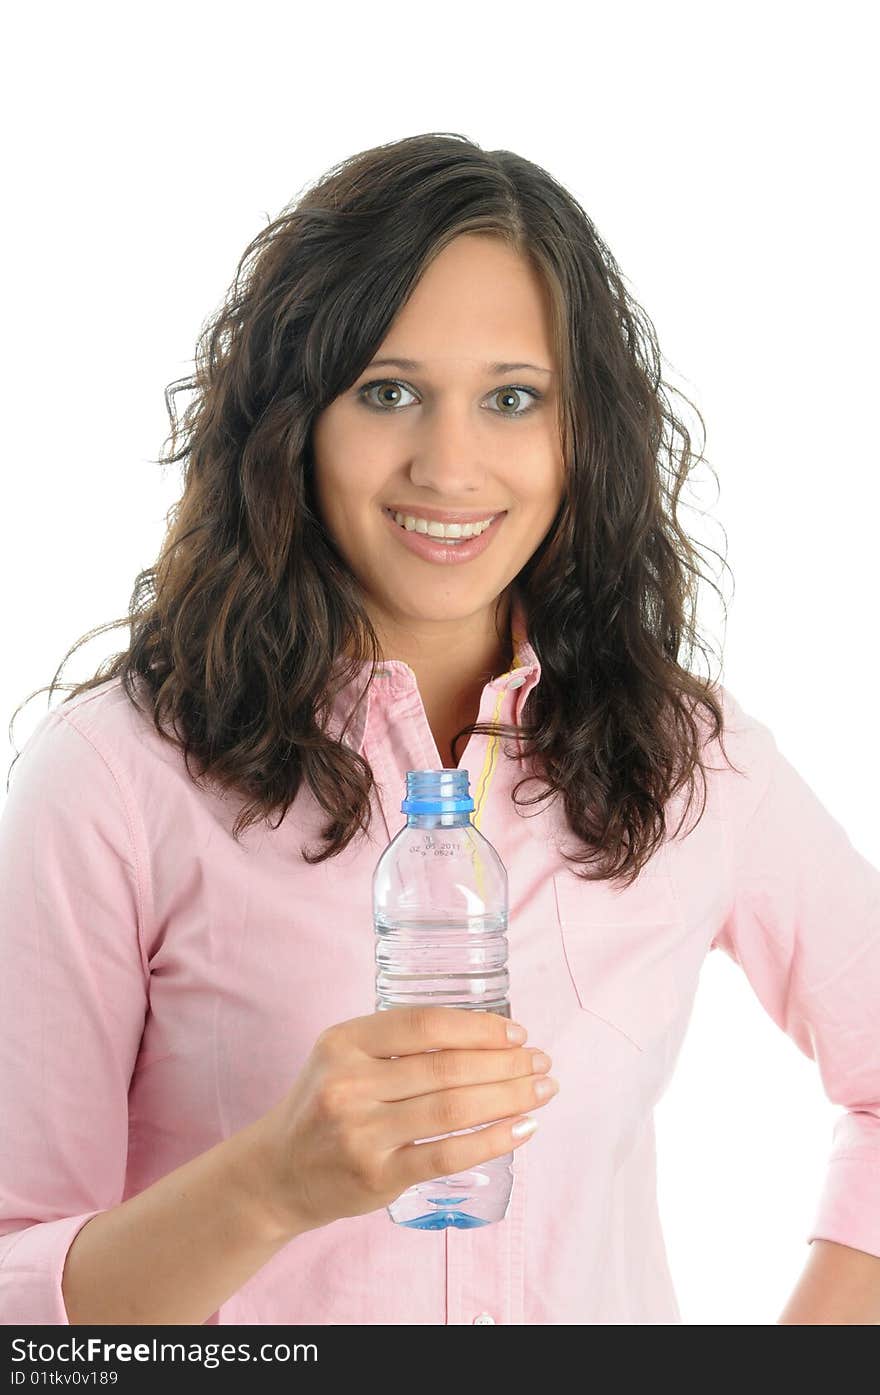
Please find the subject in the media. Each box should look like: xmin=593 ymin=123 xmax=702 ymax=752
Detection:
xmin=7 ymin=132 xmax=738 ymax=887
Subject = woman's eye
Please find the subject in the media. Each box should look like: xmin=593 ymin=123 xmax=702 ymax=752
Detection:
xmin=356 ymin=379 xmax=541 ymax=418
xmin=359 ymin=380 xmax=418 ymax=410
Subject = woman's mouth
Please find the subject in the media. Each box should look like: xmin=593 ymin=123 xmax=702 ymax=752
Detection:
xmin=381 ymin=506 xmax=507 ymax=565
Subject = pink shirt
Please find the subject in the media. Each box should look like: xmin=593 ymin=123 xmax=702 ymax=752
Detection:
xmin=2 ymin=594 xmax=879 ymax=1325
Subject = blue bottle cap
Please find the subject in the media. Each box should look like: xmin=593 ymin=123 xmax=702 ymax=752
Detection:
xmin=401 ymin=768 xmax=475 ymax=814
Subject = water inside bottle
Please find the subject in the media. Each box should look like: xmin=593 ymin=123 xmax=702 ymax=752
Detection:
xmin=375 ymin=913 xmax=514 ymax=1229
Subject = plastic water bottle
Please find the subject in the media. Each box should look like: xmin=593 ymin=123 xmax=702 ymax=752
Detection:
xmin=372 ymin=767 xmax=513 ymax=1230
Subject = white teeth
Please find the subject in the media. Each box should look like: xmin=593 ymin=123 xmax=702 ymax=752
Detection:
xmin=390 ymin=509 xmax=495 ymax=539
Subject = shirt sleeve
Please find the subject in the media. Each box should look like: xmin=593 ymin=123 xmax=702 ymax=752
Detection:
xmin=712 ymin=687 xmax=880 ymax=1259
xmin=0 ymin=706 xmax=151 ymax=1324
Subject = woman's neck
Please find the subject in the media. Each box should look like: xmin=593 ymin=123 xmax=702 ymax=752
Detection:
xmin=368 ymin=590 xmax=515 ymax=766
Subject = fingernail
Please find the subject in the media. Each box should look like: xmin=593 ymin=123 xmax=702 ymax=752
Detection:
xmin=534 ymin=1076 xmax=559 ymax=1100
xmin=511 ymin=1117 xmax=539 ymax=1139
xmin=507 ymin=1023 xmax=528 ymax=1043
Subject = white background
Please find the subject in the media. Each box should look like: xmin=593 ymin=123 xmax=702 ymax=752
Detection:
xmin=2 ymin=0 xmax=877 ymax=1325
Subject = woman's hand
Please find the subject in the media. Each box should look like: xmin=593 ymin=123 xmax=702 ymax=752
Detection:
xmin=254 ymin=1005 xmax=559 ymax=1235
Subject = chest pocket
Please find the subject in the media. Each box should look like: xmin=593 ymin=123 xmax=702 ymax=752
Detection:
xmin=552 ymin=863 xmax=683 ymax=1053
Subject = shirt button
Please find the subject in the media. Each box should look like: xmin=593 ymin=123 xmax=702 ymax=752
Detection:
xmin=473 ymin=1312 xmax=496 ymax=1324
xmin=507 ymin=674 xmax=526 ymax=689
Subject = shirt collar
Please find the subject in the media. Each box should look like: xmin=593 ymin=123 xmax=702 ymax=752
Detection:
xmin=325 ymin=585 xmax=542 ymax=757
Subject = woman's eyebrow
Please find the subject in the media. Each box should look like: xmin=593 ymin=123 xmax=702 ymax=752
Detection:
xmin=365 ymin=356 xmax=554 ymax=376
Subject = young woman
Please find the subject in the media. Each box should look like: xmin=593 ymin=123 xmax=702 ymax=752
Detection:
xmin=2 ymin=133 xmax=878 ymax=1327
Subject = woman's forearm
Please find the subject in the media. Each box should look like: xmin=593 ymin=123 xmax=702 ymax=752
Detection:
xmin=777 ymin=1238 xmax=880 ymax=1324
xmin=61 ymin=1116 xmax=309 ymax=1326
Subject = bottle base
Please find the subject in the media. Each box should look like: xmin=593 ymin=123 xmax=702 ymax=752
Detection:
xmin=387 ymin=1161 xmax=513 ymax=1229
xmin=394 ymin=1209 xmax=494 ymax=1230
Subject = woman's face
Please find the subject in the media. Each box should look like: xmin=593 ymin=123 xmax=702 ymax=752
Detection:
xmin=310 ymin=232 xmax=566 ymax=637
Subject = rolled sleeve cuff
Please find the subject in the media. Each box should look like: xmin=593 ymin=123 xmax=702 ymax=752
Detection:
xmin=807 ymin=1155 xmax=880 ymax=1260
xmin=0 ymin=1211 xmax=105 ymax=1325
